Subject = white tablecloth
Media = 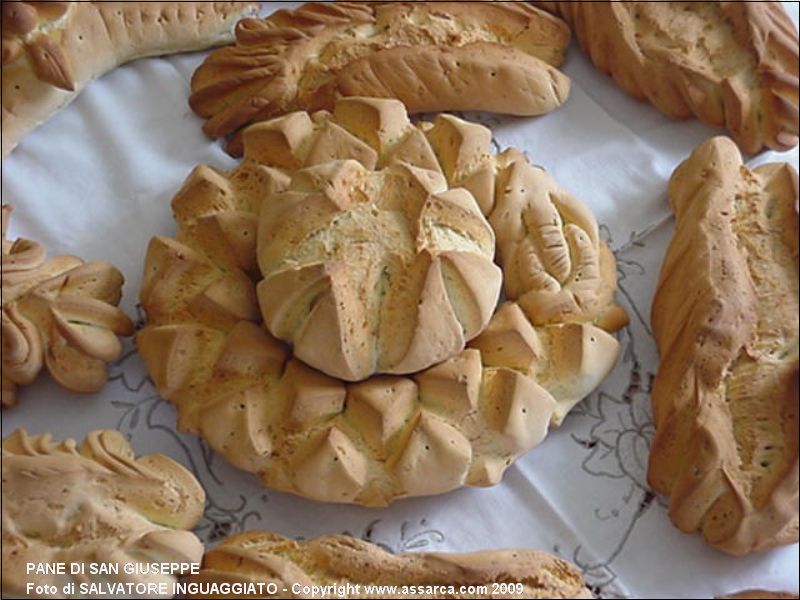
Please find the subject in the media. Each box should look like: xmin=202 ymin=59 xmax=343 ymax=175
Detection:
xmin=3 ymin=3 xmax=798 ymax=598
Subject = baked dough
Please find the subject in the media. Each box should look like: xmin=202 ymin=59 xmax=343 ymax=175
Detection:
xmin=137 ymin=98 xmax=626 ymax=506
xmin=1 ymin=428 xmax=205 ymax=598
xmin=649 ymin=136 xmax=799 ymax=555
xmin=1 ymin=1 xmax=260 ymax=158
xmin=253 ymin=98 xmax=502 ymax=380
xmin=189 ymin=1 xmax=571 ymax=153
xmin=185 ymin=531 xmax=593 ymax=599
xmin=534 ymin=2 xmax=799 ymax=154
xmin=1 ymin=205 xmax=134 ymax=406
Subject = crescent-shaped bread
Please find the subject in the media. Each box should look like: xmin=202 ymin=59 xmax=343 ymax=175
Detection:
xmin=1 ymin=1 xmax=260 ymax=157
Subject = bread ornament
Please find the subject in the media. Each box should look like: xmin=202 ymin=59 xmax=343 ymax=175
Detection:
xmin=1 ymin=429 xmax=205 ymax=598
xmin=649 ymin=136 xmax=799 ymax=554
xmin=534 ymin=1 xmax=799 ymax=154
xmin=1 ymin=1 xmax=260 ymax=157
xmin=189 ymin=1 xmax=571 ymax=153
xmin=252 ymin=99 xmax=503 ymax=380
xmin=137 ymin=98 xmax=626 ymax=506
xmin=185 ymin=531 xmax=593 ymax=599
xmin=1 ymin=205 xmax=134 ymax=406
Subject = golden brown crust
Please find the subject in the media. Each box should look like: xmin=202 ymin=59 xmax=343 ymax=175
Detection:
xmin=1 ymin=1 xmax=260 ymax=157
xmin=535 ymin=1 xmax=799 ymax=154
xmin=1 ymin=205 xmax=134 ymax=406
xmin=648 ymin=136 xmax=799 ymax=555
xmin=251 ymin=99 xmax=503 ymax=380
xmin=136 ymin=98 xmax=626 ymax=506
xmin=1 ymin=428 xmax=205 ymax=598
xmin=189 ymin=1 xmax=571 ymax=150
xmin=186 ymin=531 xmax=593 ymax=599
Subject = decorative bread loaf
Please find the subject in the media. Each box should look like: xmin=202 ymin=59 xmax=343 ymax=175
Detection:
xmin=1 ymin=1 xmax=260 ymax=158
xmin=1 ymin=205 xmax=134 ymax=406
xmin=253 ymin=99 xmax=503 ymax=380
xmin=137 ymin=98 xmax=626 ymax=506
xmin=185 ymin=531 xmax=593 ymax=599
xmin=189 ymin=1 xmax=571 ymax=153
xmin=534 ymin=2 xmax=799 ymax=154
xmin=648 ymin=137 xmax=799 ymax=554
xmin=1 ymin=429 xmax=205 ymax=598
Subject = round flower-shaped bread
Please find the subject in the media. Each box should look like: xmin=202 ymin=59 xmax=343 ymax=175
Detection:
xmin=254 ymin=98 xmax=503 ymax=380
xmin=137 ymin=97 xmax=628 ymax=506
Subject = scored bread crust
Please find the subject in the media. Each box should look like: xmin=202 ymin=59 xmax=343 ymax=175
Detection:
xmin=534 ymin=1 xmax=799 ymax=154
xmin=1 ymin=428 xmax=205 ymax=598
xmin=1 ymin=205 xmax=134 ymax=406
xmin=136 ymin=98 xmax=626 ymax=506
xmin=189 ymin=1 xmax=571 ymax=151
xmin=252 ymin=98 xmax=503 ymax=380
xmin=1 ymin=1 xmax=260 ymax=158
xmin=185 ymin=531 xmax=593 ymax=599
xmin=648 ymin=136 xmax=799 ymax=555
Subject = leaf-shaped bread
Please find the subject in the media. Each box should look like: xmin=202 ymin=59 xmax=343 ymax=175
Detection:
xmin=189 ymin=2 xmax=571 ymax=152
xmin=1 ymin=205 xmax=134 ymax=406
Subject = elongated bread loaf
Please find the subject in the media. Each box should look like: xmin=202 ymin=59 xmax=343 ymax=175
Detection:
xmin=534 ymin=2 xmax=799 ymax=154
xmin=648 ymin=136 xmax=799 ymax=554
xmin=1 ymin=205 xmax=134 ymax=406
xmin=1 ymin=1 xmax=260 ymax=158
xmin=137 ymin=98 xmax=626 ymax=506
xmin=185 ymin=531 xmax=593 ymax=599
xmin=189 ymin=1 xmax=571 ymax=152
xmin=2 ymin=429 xmax=205 ymax=598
